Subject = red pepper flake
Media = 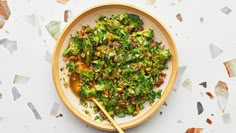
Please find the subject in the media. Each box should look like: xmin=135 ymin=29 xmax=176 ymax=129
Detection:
xmin=206 ymin=92 xmax=214 ymax=99
xmin=206 ymin=118 xmax=212 ymax=124
xmin=56 ymin=113 xmax=63 ymax=118
xmin=185 ymin=128 xmax=202 ymax=133
xmin=176 ymin=13 xmax=183 ymax=22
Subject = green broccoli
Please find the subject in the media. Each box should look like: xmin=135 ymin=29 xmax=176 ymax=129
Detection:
xmin=63 ymin=38 xmax=80 ymax=56
xmin=158 ymin=49 xmax=171 ymax=61
xmin=133 ymin=29 xmax=154 ymax=40
xmin=136 ymin=36 xmax=150 ymax=46
xmin=94 ymin=84 xmax=105 ymax=91
xmin=128 ymin=14 xmax=143 ymax=31
xmin=66 ymin=60 xmax=76 ymax=72
xmin=80 ymin=85 xmax=96 ymax=98
xmin=127 ymin=104 xmax=135 ymax=114
xmin=156 ymin=89 xmax=162 ymax=98
xmin=79 ymin=69 xmax=94 ymax=82
xmin=115 ymin=13 xmax=129 ymax=21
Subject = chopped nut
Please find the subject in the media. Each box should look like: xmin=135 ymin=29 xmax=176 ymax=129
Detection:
xmin=104 ymin=91 xmax=109 ymax=98
xmin=132 ymin=111 xmax=139 ymax=116
xmin=63 ymin=57 xmax=68 ymax=62
xmin=108 ymin=34 xmax=113 ymax=41
xmin=155 ymin=77 xmax=164 ymax=87
xmin=145 ymin=67 xmax=152 ymax=73
xmin=139 ymin=62 xmax=143 ymax=68
xmin=159 ymin=71 xmax=166 ymax=76
xmin=117 ymin=88 xmax=123 ymax=92
xmin=95 ymin=52 xmax=101 ymax=57
xmin=69 ymin=55 xmax=76 ymax=60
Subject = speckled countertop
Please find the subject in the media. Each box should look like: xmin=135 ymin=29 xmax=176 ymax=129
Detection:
xmin=0 ymin=0 xmax=236 ymax=133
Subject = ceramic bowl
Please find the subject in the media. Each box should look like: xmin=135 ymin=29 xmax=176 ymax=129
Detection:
xmin=52 ymin=3 xmax=178 ymax=131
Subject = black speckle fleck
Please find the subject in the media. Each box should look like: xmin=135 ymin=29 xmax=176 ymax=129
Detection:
xmin=199 ymin=82 xmax=207 ymax=88
xmin=56 ymin=113 xmax=63 ymax=118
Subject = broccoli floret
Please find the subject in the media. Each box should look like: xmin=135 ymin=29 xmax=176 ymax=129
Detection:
xmin=128 ymin=14 xmax=144 ymax=31
xmin=127 ymin=104 xmax=135 ymax=114
xmin=156 ymin=89 xmax=162 ymax=98
xmin=79 ymin=69 xmax=94 ymax=82
xmin=98 ymin=15 xmax=106 ymax=21
xmin=63 ymin=39 xmax=80 ymax=56
xmin=66 ymin=60 xmax=76 ymax=72
xmin=115 ymin=13 xmax=129 ymax=24
xmin=94 ymin=84 xmax=105 ymax=91
xmin=80 ymin=85 xmax=96 ymax=98
xmin=134 ymin=29 xmax=154 ymax=40
xmin=158 ymin=49 xmax=171 ymax=61
xmin=155 ymin=49 xmax=171 ymax=70
xmin=136 ymin=36 xmax=150 ymax=46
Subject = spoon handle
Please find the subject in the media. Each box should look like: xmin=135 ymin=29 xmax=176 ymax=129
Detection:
xmin=92 ymin=98 xmax=124 ymax=133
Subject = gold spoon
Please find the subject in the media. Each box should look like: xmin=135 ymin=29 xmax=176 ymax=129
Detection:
xmin=70 ymin=72 xmax=124 ymax=133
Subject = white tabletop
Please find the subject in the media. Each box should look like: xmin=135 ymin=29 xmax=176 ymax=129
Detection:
xmin=0 ymin=0 xmax=236 ymax=133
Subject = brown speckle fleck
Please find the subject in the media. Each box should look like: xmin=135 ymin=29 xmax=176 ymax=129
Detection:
xmin=176 ymin=13 xmax=183 ymax=22
xmin=206 ymin=118 xmax=212 ymax=124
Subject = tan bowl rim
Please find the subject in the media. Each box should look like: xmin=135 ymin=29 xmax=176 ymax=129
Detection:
xmin=52 ymin=2 xmax=178 ymax=131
